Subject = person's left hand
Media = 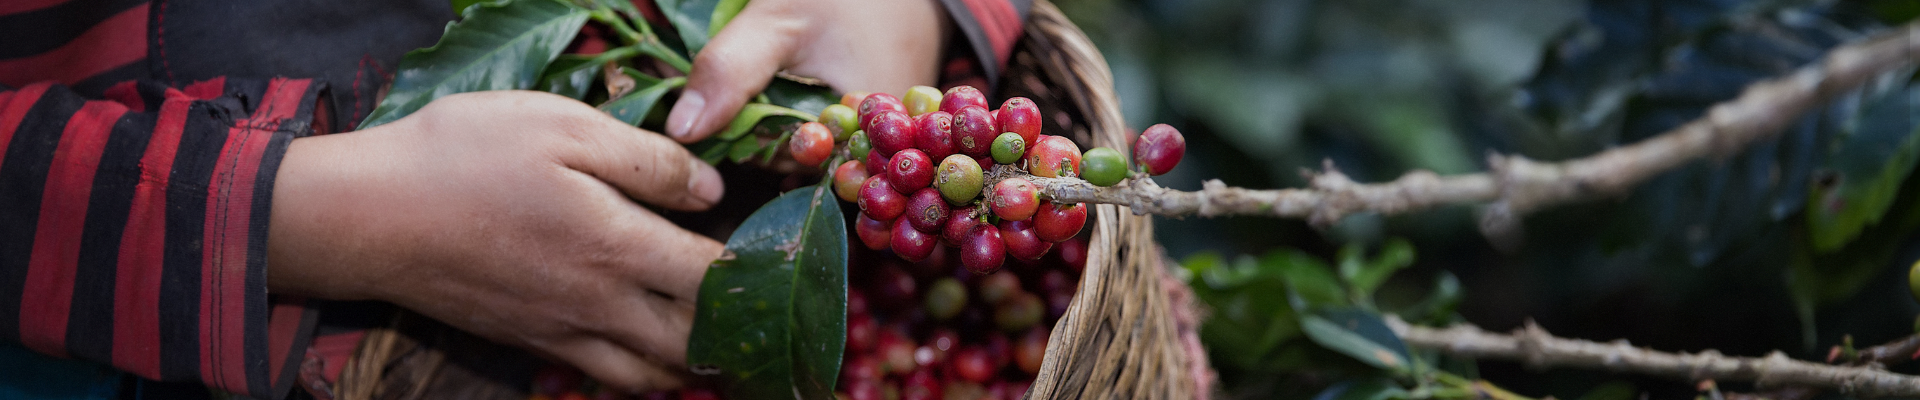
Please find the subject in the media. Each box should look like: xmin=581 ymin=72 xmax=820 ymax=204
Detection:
xmin=663 ymin=0 xmax=951 ymax=143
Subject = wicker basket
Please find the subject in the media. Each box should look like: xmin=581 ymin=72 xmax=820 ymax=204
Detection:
xmin=334 ymin=1 xmax=1211 ymax=399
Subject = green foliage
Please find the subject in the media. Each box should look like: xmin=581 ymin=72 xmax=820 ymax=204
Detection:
xmin=1806 ymin=86 xmax=1920 ymax=251
xmin=686 ymin=184 xmax=848 ymax=399
xmin=601 ymin=75 xmax=686 ymax=127
xmin=1299 ymin=309 xmax=1413 ymax=375
xmin=362 ymin=0 xmax=589 ymax=128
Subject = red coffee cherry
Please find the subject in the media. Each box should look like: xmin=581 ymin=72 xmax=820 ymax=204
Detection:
xmin=866 ymin=110 xmax=917 ymax=157
xmin=905 ymin=188 xmax=950 ymax=233
xmin=789 ymin=121 xmax=834 ymax=166
xmin=951 ymin=106 xmax=997 ymax=158
xmin=960 ymin=224 xmax=1006 ymax=275
xmin=833 ymin=160 xmax=870 ymax=203
xmin=1032 ymin=202 xmax=1087 ymax=243
xmin=996 ymin=97 xmax=1042 ymax=147
xmin=855 ymin=213 xmax=893 ymax=251
xmin=1133 ymin=123 xmax=1187 ymax=175
xmin=990 ymin=178 xmax=1040 ymax=221
xmin=891 ymin=217 xmax=938 ymax=262
xmin=858 ymin=92 xmax=905 ymax=130
xmin=858 ymin=176 xmax=907 ymax=221
xmin=998 ymin=219 xmax=1051 ymax=261
xmin=940 ymin=85 xmax=989 ymax=116
xmin=912 ymin=111 xmax=956 ymax=160
xmin=1026 ymin=135 xmax=1082 ymax=179
xmin=942 ymin=206 xmax=983 ymax=247
xmin=887 ymin=149 xmax=935 ymax=194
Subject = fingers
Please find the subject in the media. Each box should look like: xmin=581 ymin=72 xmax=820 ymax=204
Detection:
xmin=548 ymin=338 xmax=686 ymax=394
xmin=664 ymin=1 xmax=804 ymax=143
xmin=600 ymin=205 xmax=725 ymax=304
xmin=557 ymin=115 xmax=726 ymax=211
xmin=605 ymin=288 xmax=697 ymax=366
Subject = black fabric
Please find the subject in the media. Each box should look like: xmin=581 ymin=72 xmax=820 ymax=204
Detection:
xmin=153 ymin=0 xmax=452 ymax=130
xmin=65 ymin=109 xmax=158 ymax=363
xmin=157 ymin=96 xmax=231 ymax=381
xmin=0 ymin=87 xmax=84 ymax=345
xmin=0 ymin=0 xmax=148 ymax=59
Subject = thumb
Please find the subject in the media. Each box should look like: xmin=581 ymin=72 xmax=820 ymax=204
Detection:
xmin=664 ymin=7 xmax=803 ymax=143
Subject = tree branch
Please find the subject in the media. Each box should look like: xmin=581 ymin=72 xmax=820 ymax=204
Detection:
xmin=1384 ymin=317 xmax=1920 ymax=398
xmin=1021 ymin=21 xmax=1920 ymax=230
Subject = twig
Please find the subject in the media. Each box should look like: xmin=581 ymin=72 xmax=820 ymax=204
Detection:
xmin=1853 ymin=334 xmax=1920 ymax=367
xmin=1384 ymin=317 xmax=1920 ymax=398
xmin=1020 ymin=21 xmax=1920 ymax=230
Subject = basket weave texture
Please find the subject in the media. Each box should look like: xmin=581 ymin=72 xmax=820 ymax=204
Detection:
xmin=336 ymin=1 xmax=1213 ymax=399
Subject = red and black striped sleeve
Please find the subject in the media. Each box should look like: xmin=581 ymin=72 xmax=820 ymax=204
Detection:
xmin=0 ymin=77 xmax=325 ymax=400
xmin=937 ymin=0 xmax=1030 ymax=91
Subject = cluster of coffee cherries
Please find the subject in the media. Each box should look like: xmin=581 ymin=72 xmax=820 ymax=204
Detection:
xmin=788 ymin=85 xmax=1185 ymax=274
xmin=836 ymin=232 xmax=1089 ymax=400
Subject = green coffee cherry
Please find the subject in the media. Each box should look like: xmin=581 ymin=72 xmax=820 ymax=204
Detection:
xmin=1080 ymin=147 xmax=1127 ymax=186
xmin=904 ymin=86 xmax=944 ymax=117
xmin=991 ymin=133 xmax=1026 ymax=164
xmin=819 ymin=104 xmax=859 ymax=141
xmin=936 ymin=154 xmax=985 ymax=205
xmin=849 ymin=130 xmax=873 ymax=160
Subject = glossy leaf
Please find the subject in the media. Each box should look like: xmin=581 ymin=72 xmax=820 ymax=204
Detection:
xmin=537 ymin=54 xmax=600 ymax=100
xmin=1806 ymin=85 xmax=1920 ymax=251
xmin=590 ymin=0 xmax=643 ymax=20
xmin=1299 ymin=308 xmax=1412 ymax=374
xmin=449 ymin=0 xmax=489 ymax=16
xmin=656 ymin=0 xmax=719 ymax=55
xmin=601 ymin=76 xmax=685 ymax=127
xmin=763 ymin=77 xmax=838 ymax=116
xmin=717 ymin=103 xmax=817 ymax=141
xmin=728 ymin=137 xmax=764 ymax=163
xmin=687 ymin=184 xmax=848 ymax=399
xmin=361 ymin=0 xmax=589 ymax=128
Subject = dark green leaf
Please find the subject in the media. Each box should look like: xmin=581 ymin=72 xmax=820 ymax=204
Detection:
xmin=1299 ymin=308 xmax=1412 ymax=374
xmin=1337 ymin=238 xmax=1415 ymax=301
xmin=718 ymin=103 xmax=817 ymax=141
xmin=687 ymin=185 xmax=848 ymax=399
xmin=537 ymin=54 xmax=599 ymax=100
xmin=763 ymin=77 xmax=837 ymax=116
xmin=1273 ymin=251 xmax=1346 ymax=310
xmin=729 ymin=138 xmax=764 ymax=163
xmin=589 ymin=0 xmax=642 ymax=20
xmin=693 ymin=139 xmax=730 ymax=164
xmin=601 ymin=76 xmax=685 ymax=127
xmin=361 ymin=0 xmax=589 ymax=128
xmin=656 ymin=0 xmax=719 ymax=54
xmin=449 ymin=0 xmax=490 ymax=16
xmin=1309 ymin=379 xmax=1409 ymax=400
xmin=1806 ymin=86 xmax=1920 ymax=251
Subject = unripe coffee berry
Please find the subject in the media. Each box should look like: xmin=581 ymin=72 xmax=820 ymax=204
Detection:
xmin=887 ymin=149 xmax=935 ymax=194
xmin=866 ymin=110 xmax=916 ymax=157
xmin=833 ymin=160 xmax=869 ymax=203
xmin=997 ymin=97 xmax=1043 ymax=146
xmin=1033 ymin=202 xmax=1087 ymax=243
xmin=788 ymin=121 xmax=834 ymax=166
xmin=990 ymin=178 xmax=1040 ymax=221
xmin=855 ymin=213 xmax=893 ymax=250
xmin=991 ymin=133 xmax=1026 ymax=165
xmin=906 ymin=188 xmax=950 ymax=233
xmin=913 ymin=111 xmax=956 ymax=160
xmin=819 ymin=104 xmax=859 ymax=141
xmin=841 ymin=91 xmax=871 ymax=109
xmin=858 ymin=176 xmax=907 ymax=221
xmin=1133 ymin=123 xmax=1186 ymax=175
xmin=858 ymin=93 xmax=905 ymax=130
xmin=976 ymin=272 xmax=1020 ymax=305
xmin=1080 ymin=147 xmax=1127 ymax=186
xmin=924 ymin=278 xmax=967 ymax=321
xmin=961 ymin=225 xmax=1007 ymax=274
xmin=995 ymin=292 xmax=1044 ymax=332
xmin=941 ymin=86 xmax=989 ymax=115
xmin=935 ymin=154 xmax=985 ymax=205
xmin=999 ymin=219 xmax=1051 ymax=261
xmin=891 ymin=217 xmax=938 ymax=262
xmin=1026 ymin=135 xmax=1082 ymax=179
xmin=952 ymin=106 xmax=998 ymax=158
xmin=904 ymin=85 xmax=943 ymax=117
xmin=848 ymin=130 xmax=873 ymax=160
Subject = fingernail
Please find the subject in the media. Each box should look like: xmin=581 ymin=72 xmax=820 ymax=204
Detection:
xmin=688 ymin=160 xmax=724 ymax=207
xmin=667 ymin=91 xmax=705 ymax=140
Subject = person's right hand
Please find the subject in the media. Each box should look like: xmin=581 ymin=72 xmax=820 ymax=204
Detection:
xmin=264 ymin=91 xmax=726 ymax=394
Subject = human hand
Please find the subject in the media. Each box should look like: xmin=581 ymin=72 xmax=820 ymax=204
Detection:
xmin=663 ymin=0 xmax=950 ymax=142
xmin=265 ymin=91 xmax=725 ymax=393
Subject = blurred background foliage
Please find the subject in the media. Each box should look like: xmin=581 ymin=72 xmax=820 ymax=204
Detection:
xmin=1049 ymin=0 xmax=1920 ymax=398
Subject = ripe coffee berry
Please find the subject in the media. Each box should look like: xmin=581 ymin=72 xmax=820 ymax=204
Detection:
xmin=991 ymin=132 xmax=1026 ymax=165
xmin=951 ymin=106 xmax=998 ymax=158
xmin=999 ymin=219 xmax=1052 ymax=261
xmin=1026 ymin=135 xmax=1082 ymax=178
xmin=833 ymin=160 xmax=869 ymax=203
xmin=848 ymin=130 xmax=873 ymax=160
xmin=961 ymin=225 xmax=1006 ymax=274
xmin=935 ymin=155 xmax=984 ymax=205
xmin=990 ymin=178 xmax=1040 ymax=221
xmin=997 ymin=97 xmax=1043 ymax=146
xmin=1079 ymin=147 xmax=1127 ymax=186
xmin=865 ymin=150 xmax=889 ymax=176
xmin=788 ymin=121 xmax=834 ymax=166
xmin=913 ymin=111 xmax=956 ymax=159
xmin=858 ymin=93 xmax=905 ymax=130
xmin=820 ymin=103 xmax=859 ymax=141
xmin=941 ymin=86 xmax=988 ymax=115
xmin=847 ymin=314 xmax=878 ymax=352
xmin=904 ymin=85 xmax=943 ymax=117
xmin=942 ymin=206 xmax=982 ymax=246
xmin=950 ymin=346 xmax=997 ymax=383
xmin=924 ymin=278 xmax=967 ymax=321
xmin=1032 ymin=202 xmax=1087 ymax=243
xmin=866 ymin=110 xmax=916 ymax=157
xmin=906 ymin=188 xmax=950 ymax=233
xmin=1057 ymin=237 xmax=1088 ymax=272
xmin=858 ymin=176 xmax=907 ymax=221
xmin=841 ymin=91 xmax=871 ymax=109
xmin=1133 ymin=123 xmax=1186 ymax=175
xmin=855 ymin=213 xmax=892 ymax=250
xmin=891 ymin=217 xmax=938 ymax=262
xmin=888 ymin=149 xmax=935 ymax=194
xmin=841 ymin=354 xmax=883 ymax=384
